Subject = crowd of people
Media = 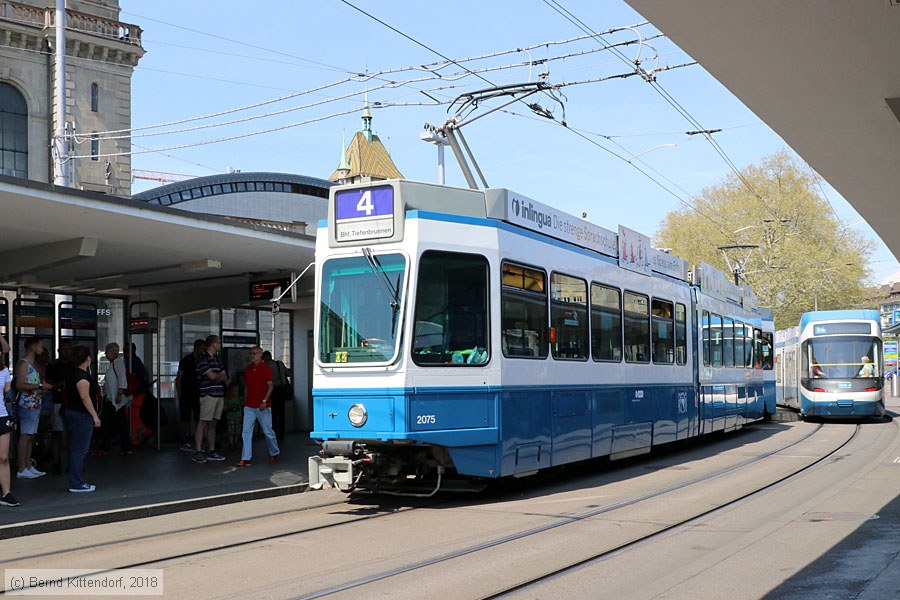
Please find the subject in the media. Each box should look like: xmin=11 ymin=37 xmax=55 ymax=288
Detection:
xmin=175 ymin=336 xmax=288 ymax=467
xmin=1 ymin=332 xmax=292 ymax=509
xmin=1 ymin=335 xmax=159 ymax=506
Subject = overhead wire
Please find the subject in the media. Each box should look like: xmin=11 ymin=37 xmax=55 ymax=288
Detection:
xmin=68 ymin=35 xmax=680 ymax=153
xmin=336 ymin=0 xmax=735 ymax=239
xmin=541 ymin=0 xmax=782 ymax=228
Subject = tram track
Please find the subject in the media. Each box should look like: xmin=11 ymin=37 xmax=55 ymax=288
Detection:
xmin=289 ymin=422 xmax=853 ymax=600
xmin=480 ymin=423 xmax=863 ymax=600
xmin=0 ymin=421 xmax=851 ymax=598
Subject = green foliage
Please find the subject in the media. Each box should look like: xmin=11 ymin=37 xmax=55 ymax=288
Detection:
xmin=655 ymin=150 xmax=873 ymax=327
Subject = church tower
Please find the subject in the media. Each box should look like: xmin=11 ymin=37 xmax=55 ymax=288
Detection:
xmin=0 ymin=0 xmax=144 ymax=195
xmin=329 ymin=94 xmax=403 ymax=185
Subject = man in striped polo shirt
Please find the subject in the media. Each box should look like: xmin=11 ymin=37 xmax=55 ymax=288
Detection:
xmin=192 ymin=335 xmax=228 ymax=463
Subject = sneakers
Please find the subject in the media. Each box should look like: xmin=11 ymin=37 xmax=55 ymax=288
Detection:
xmin=179 ymin=442 xmax=194 ymax=452
xmin=16 ymin=468 xmax=44 ymax=479
xmin=192 ymin=451 xmax=207 ymax=464
xmin=207 ymin=452 xmax=226 ymax=461
xmin=235 ymin=459 xmax=252 ymax=467
xmin=268 ymin=454 xmax=280 ymax=464
xmin=0 ymin=493 xmax=20 ymax=507
xmin=68 ymin=483 xmax=96 ymax=493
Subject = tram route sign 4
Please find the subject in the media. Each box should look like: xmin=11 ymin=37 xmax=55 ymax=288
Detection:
xmin=331 ymin=185 xmax=396 ymax=244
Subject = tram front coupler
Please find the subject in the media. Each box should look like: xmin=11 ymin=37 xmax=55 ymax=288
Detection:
xmin=307 ymin=441 xmax=372 ymax=492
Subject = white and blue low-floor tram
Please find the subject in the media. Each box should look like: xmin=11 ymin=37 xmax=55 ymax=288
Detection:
xmin=775 ymin=310 xmax=885 ymax=420
xmin=309 ymin=179 xmax=774 ymax=494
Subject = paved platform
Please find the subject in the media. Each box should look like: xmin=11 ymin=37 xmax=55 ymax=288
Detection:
xmin=0 ymin=433 xmax=322 ymax=539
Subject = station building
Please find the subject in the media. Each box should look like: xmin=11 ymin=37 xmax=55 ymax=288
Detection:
xmin=0 ymin=0 xmax=404 ymax=438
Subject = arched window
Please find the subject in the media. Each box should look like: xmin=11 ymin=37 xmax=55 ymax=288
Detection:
xmin=0 ymin=82 xmax=28 ymax=178
xmin=91 ymin=83 xmax=99 ymax=112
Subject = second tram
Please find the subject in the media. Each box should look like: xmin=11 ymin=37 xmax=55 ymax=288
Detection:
xmin=775 ymin=310 xmax=884 ymax=419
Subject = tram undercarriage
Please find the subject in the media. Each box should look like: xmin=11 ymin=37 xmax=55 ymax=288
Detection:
xmin=308 ymin=440 xmax=486 ymax=495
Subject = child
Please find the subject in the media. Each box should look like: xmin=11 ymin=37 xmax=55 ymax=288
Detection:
xmin=224 ymin=383 xmax=243 ymax=451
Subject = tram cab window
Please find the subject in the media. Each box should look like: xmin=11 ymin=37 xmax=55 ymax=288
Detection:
xmin=501 ymin=262 xmax=548 ymax=359
xmin=675 ymin=303 xmax=686 ymax=365
xmin=550 ymin=273 xmax=588 ymax=360
xmin=760 ymin=331 xmax=774 ymax=370
xmin=623 ymin=291 xmax=650 ymax=363
xmin=318 ymin=253 xmax=407 ymax=364
xmin=723 ymin=317 xmax=735 ymax=368
xmin=591 ymin=283 xmax=622 ymax=362
xmin=411 ymin=251 xmax=489 ymax=366
xmin=651 ymin=298 xmax=674 ymax=364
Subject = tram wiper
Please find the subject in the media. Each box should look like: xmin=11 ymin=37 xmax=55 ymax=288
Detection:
xmin=361 ymin=247 xmax=401 ymax=335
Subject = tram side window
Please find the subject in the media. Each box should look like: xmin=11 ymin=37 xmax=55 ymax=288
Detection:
xmin=651 ymin=298 xmax=674 ymax=364
xmin=743 ymin=324 xmax=754 ymax=367
xmin=702 ymin=310 xmax=711 ymax=366
xmin=723 ymin=317 xmax=735 ymax=368
xmin=623 ymin=291 xmax=650 ymax=363
xmin=733 ymin=321 xmax=746 ymax=369
xmin=710 ymin=313 xmax=723 ymax=367
xmin=501 ymin=262 xmax=548 ymax=359
xmin=591 ymin=283 xmax=622 ymax=362
xmin=675 ymin=303 xmax=686 ymax=365
xmin=550 ymin=273 xmax=588 ymax=360
xmin=412 ymin=251 xmax=489 ymax=366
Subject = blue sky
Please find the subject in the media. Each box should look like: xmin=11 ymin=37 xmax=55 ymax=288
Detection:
xmin=119 ymin=0 xmax=899 ymax=283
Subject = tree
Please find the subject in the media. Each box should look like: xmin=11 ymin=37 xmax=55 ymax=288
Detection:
xmin=655 ymin=150 xmax=873 ymax=327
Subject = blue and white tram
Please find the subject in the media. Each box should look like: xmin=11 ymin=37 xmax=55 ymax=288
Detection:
xmin=776 ymin=310 xmax=884 ymax=419
xmin=309 ymin=180 xmax=772 ymax=493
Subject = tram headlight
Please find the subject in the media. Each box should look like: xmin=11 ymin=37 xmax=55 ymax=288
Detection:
xmin=348 ymin=403 xmax=368 ymax=427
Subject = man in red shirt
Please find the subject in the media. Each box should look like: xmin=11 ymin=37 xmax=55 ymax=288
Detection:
xmin=236 ymin=346 xmax=281 ymax=467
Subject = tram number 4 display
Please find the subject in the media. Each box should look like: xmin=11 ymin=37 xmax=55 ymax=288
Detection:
xmin=334 ymin=186 xmax=394 ymax=243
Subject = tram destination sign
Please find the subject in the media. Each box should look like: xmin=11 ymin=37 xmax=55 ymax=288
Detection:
xmin=333 ymin=185 xmax=395 ymax=243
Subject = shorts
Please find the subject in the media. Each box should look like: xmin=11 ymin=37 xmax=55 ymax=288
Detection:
xmin=0 ymin=417 xmax=13 ymax=436
xmin=179 ymin=393 xmax=200 ymax=422
xmin=227 ymin=415 xmax=242 ymax=436
xmin=51 ymin=403 xmax=65 ymax=432
xmin=18 ymin=407 xmax=41 ymax=435
xmin=198 ymin=395 xmax=224 ymax=422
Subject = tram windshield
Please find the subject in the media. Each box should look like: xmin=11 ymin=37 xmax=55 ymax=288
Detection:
xmin=801 ymin=335 xmax=882 ymax=379
xmin=318 ymin=253 xmax=406 ymax=364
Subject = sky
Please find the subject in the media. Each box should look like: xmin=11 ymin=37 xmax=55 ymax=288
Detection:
xmin=118 ymin=0 xmax=900 ymax=284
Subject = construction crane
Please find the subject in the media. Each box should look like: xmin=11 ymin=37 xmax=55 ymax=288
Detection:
xmin=132 ymin=169 xmax=197 ymax=184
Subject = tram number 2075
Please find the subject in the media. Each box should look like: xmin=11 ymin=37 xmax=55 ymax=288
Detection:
xmin=416 ymin=414 xmax=436 ymax=425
